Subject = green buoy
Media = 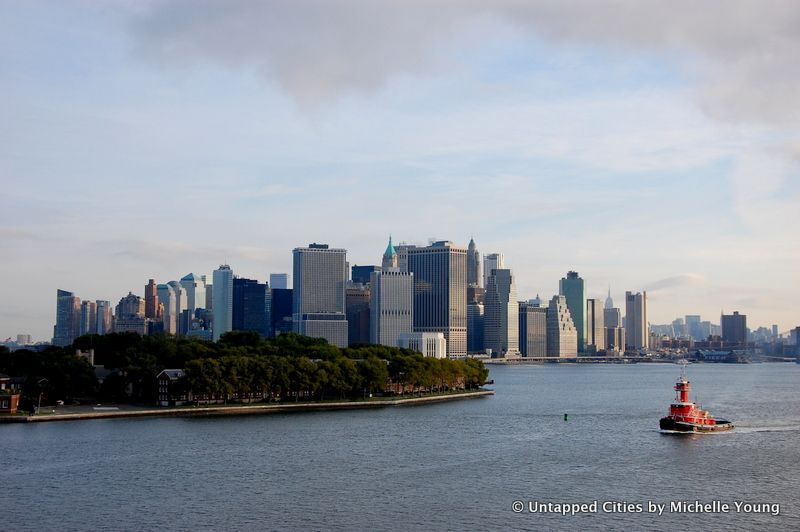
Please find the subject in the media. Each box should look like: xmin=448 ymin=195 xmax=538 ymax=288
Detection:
xmin=564 ymin=413 xmax=568 ymax=421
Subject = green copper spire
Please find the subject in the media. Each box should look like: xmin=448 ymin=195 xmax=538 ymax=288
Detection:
xmin=383 ymin=235 xmax=396 ymax=258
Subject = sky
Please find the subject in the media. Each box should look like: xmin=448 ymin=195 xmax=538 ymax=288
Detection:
xmin=2 ymin=0 xmax=799 ymax=341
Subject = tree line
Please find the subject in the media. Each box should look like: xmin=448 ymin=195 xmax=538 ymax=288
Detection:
xmin=0 ymin=331 xmax=488 ymax=406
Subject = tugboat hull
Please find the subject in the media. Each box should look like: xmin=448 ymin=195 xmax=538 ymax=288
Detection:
xmin=659 ymin=417 xmax=734 ymax=433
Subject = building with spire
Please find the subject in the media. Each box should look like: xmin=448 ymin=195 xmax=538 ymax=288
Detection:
xmin=604 ymin=286 xmax=614 ymax=309
xmin=381 ymin=235 xmax=399 ymax=270
xmin=467 ymin=237 xmax=481 ymax=288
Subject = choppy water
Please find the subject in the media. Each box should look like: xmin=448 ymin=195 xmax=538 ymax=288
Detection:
xmin=2 ymin=362 xmax=799 ymax=531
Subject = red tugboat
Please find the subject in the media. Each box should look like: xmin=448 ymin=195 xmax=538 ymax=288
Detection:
xmin=659 ymin=365 xmax=734 ymax=433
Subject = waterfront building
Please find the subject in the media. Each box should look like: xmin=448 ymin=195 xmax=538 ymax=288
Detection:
xmin=625 ymin=291 xmax=649 ymax=350
xmin=269 ymin=273 xmax=289 ymax=290
xmin=721 ymin=311 xmax=747 ymax=345
xmin=95 ymin=300 xmax=113 ymax=335
xmin=79 ymin=300 xmax=97 ymax=336
xmin=53 ymin=289 xmax=81 ymax=347
xmin=232 ymin=277 xmax=270 ymax=336
xmin=398 ymin=332 xmax=446 ymax=359
xmin=292 ymin=243 xmax=348 ymax=348
xmin=346 ymin=282 xmax=371 ymax=346
xmin=212 ymin=265 xmax=234 ymax=341
xmin=482 ymin=253 xmax=504 ymax=289
xmin=519 ymin=301 xmax=547 ymax=358
xmin=369 ymin=270 xmax=413 ymax=347
xmin=467 ymin=302 xmax=484 ymax=353
xmin=467 ymin=237 xmax=482 ymax=288
xmin=546 ymin=295 xmax=578 ymax=357
xmin=180 ymin=273 xmax=206 ymax=314
xmin=408 ymin=240 xmax=467 ymax=357
xmin=559 ymin=271 xmax=587 ymax=352
xmin=586 ymin=298 xmax=606 ymax=351
xmin=270 ymin=288 xmax=293 ymax=335
xmin=352 ymin=265 xmax=381 ymax=285
xmin=484 ymin=269 xmax=520 ymax=357
xmin=606 ymin=327 xmax=626 ymax=354
xmin=144 ymin=279 xmax=159 ymax=319
xmin=157 ymin=283 xmax=177 ymax=335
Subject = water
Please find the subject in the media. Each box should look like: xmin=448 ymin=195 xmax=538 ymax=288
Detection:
xmin=2 ymin=363 xmax=799 ymax=531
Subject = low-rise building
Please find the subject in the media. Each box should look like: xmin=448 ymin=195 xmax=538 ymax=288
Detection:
xmin=398 ymin=332 xmax=447 ymax=359
xmin=157 ymin=369 xmax=188 ymax=407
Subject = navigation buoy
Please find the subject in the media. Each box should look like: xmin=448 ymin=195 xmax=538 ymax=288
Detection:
xmin=564 ymin=413 xmax=568 ymax=421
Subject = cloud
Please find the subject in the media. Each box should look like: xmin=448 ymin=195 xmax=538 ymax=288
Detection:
xmin=645 ymin=273 xmax=706 ymax=293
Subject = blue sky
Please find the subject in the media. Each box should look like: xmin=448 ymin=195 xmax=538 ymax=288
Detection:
xmin=2 ymin=1 xmax=798 ymax=340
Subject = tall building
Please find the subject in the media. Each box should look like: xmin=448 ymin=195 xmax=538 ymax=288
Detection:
xmin=232 ymin=277 xmax=270 ymax=336
xmin=180 ymin=273 xmax=206 ymax=313
xmin=144 ymin=279 xmax=159 ymax=319
xmin=483 ymin=269 xmax=520 ymax=357
xmin=604 ymin=287 xmax=614 ymax=309
xmin=467 ymin=237 xmax=482 ymax=288
xmin=467 ymin=302 xmax=484 ymax=353
xmin=547 ymin=295 xmax=578 ymax=357
xmin=625 ymin=291 xmax=648 ymax=350
xmin=519 ymin=301 xmax=547 ymax=357
xmin=408 ymin=241 xmax=467 ymax=357
xmin=352 ymin=265 xmax=381 ymax=285
xmin=606 ymin=327 xmax=625 ymax=354
xmin=167 ymin=280 xmax=186 ymax=326
xmin=79 ymin=300 xmax=97 ymax=336
xmin=559 ymin=271 xmax=587 ymax=352
xmin=685 ymin=315 xmax=702 ymax=340
xmin=95 ymin=300 xmax=113 ymax=335
xmin=346 ymin=283 xmax=371 ymax=346
xmin=483 ymin=253 xmax=504 ymax=289
xmin=671 ymin=318 xmax=686 ymax=338
xmin=53 ymin=289 xmax=80 ymax=346
xmin=270 ymin=288 xmax=293 ymax=335
xmin=212 ymin=265 xmax=234 ymax=341
xmin=381 ymin=236 xmax=399 ymax=270
xmin=269 ymin=273 xmax=289 ymax=290
xmin=394 ymin=243 xmax=416 ymax=273
xmin=586 ymin=298 xmax=606 ymax=351
xmin=292 ymin=244 xmax=348 ymax=348
xmin=721 ymin=311 xmax=747 ymax=345
xmin=114 ymin=292 xmax=147 ymax=335
xmin=369 ymin=270 xmax=413 ymax=347
xmin=157 ymin=284 xmax=177 ymax=335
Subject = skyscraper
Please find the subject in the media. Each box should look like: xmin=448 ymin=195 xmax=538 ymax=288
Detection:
xmin=467 ymin=237 xmax=482 ymax=288
xmin=483 ymin=269 xmax=520 ymax=357
xmin=53 ymin=289 xmax=80 ymax=346
xmin=346 ymin=282 xmax=371 ymax=345
xmin=369 ymin=270 xmax=413 ymax=347
xmin=604 ymin=286 xmax=614 ymax=309
xmin=519 ymin=301 xmax=547 ymax=357
xmin=212 ymin=265 xmax=234 ymax=341
xmin=292 ymin=244 xmax=348 ymax=348
xmin=232 ymin=277 xmax=270 ymax=336
xmin=269 ymin=273 xmax=289 ymax=290
xmin=79 ymin=300 xmax=97 ymax=336
xmin=270 ymin=288 xmax=293 ymax=335
xmin=95 ymin=300 xmax=113 ymax=335
xmin=482 ymin=253 xmax=504 ymax=289
xmin=547 ymin=295 xmax=578 ymax=357
xmin=721 ymin=311 xmax=747 ymax=345
xmin=625 ymin=291 xmax=648 ymax=350
xmin=114 ymin=292 xmax=147 ymax=335
xmin=144 ymin=279 xmax=159 ymax=319
xmin=586 ymin=298 xmax=606 ymax=351
xmin=180 ymin=273 xmax=206 ymax=313
xmin=381 ymin=235 xmax=399 ymax=270
xmin=352 ymin=265 xmax=381 ymax=285
xmin=685 ymin=315 xmax=702 ymax=340
xmin=467 ymin=302 xmax=484 ymax=353
xmin=408 ymin=241 xmax=467 ymax=357
xmin=157 ymin=283 xmax=177 ymax=335
xmin=559 ymin=271 xmax=587 ymax=352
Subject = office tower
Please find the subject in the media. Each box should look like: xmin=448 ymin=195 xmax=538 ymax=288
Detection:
xmin=292 ymin=244 xmax=348 ymax=348
xmin=408 ymin=241 xmax=467 ymax=357
xmin=346 ymin=283 xmax=371 ymax=345
xmin=205 ymin=284 xmax=213 ymax=310
xmin=398 ymin=332 xmax=447 ymax=358
xmin=685 ymin=315 xmax=702 ymax=340
xmin=269 ymin=273 xmax=289 ymax=290
xmin=604 ymin=286 xmax=614 ymax=309
xmin=467 ymin=237 xmax=482 ymax=288
xmin=381 ymin=236 xmax=399 ymax=270
xmin=393 ymin=243 xmax=416 ymax=273
xmin=467 ymin=302 xmax=484 ymax=353
xmin=270 ymin=288 xmax=293 ymax=335
xmin=144 ymin=279 xmax=159 ymax=319
xmin=625 ymin=291 xmax=648 ymax=350
xmin=606 ymin=327 xmax=625 ymax=353
xmin=547 ymin=295 xmax=578 ymax=357
xmin=79 ymin=300 xmax=97 ymax=336
xmin=232 ymin=277 xmax=270 ymax=336
xmin=519 ymin=301 xmax=547 ymax=357
xmin=114 ymin=292 xmax=147 ymax=335
xmin=157 ymin=284 xmax=177 ymax=335
xmin=180 ymin=273 xmax=206 ymax=313
xmin=352 ymin=265 xmax=382 ymax=285
xmin=604 ymin=307 xmax=621 ymax=328
xmin=95 ymin=300 xmax=112 ymax=335
xmin=212 ymin=265 xmax=234 ymax=341
xmin=586 ymin=298 xmax=606 ymax=351
xmin=529 ymin=294 xmax=542 ymax=307
xmin=53 ymin=289 xmax=81 ymax=346
xmin=672 ymin=318 xmax=686 ymax=338
xmin=167 ymin=280 xmax=186 ymax=325
xmin=559 ymin=271 xmax=587 ymax=352
xmin=484 ymin=269 xmax=520 ymax=357
xmin=772 ymin=324 xmax=779 ymax=338
xmin=721 ymin=311 xmax=747 ymax=345
xmin=370 ymin=270 xmax=413 ymax=346
xmin=483 ymin=253 xmax=504 ymax=289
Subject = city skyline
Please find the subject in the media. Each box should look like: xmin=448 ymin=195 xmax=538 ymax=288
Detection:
xmin=2 ymin=2 xmax=799 ymax=340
